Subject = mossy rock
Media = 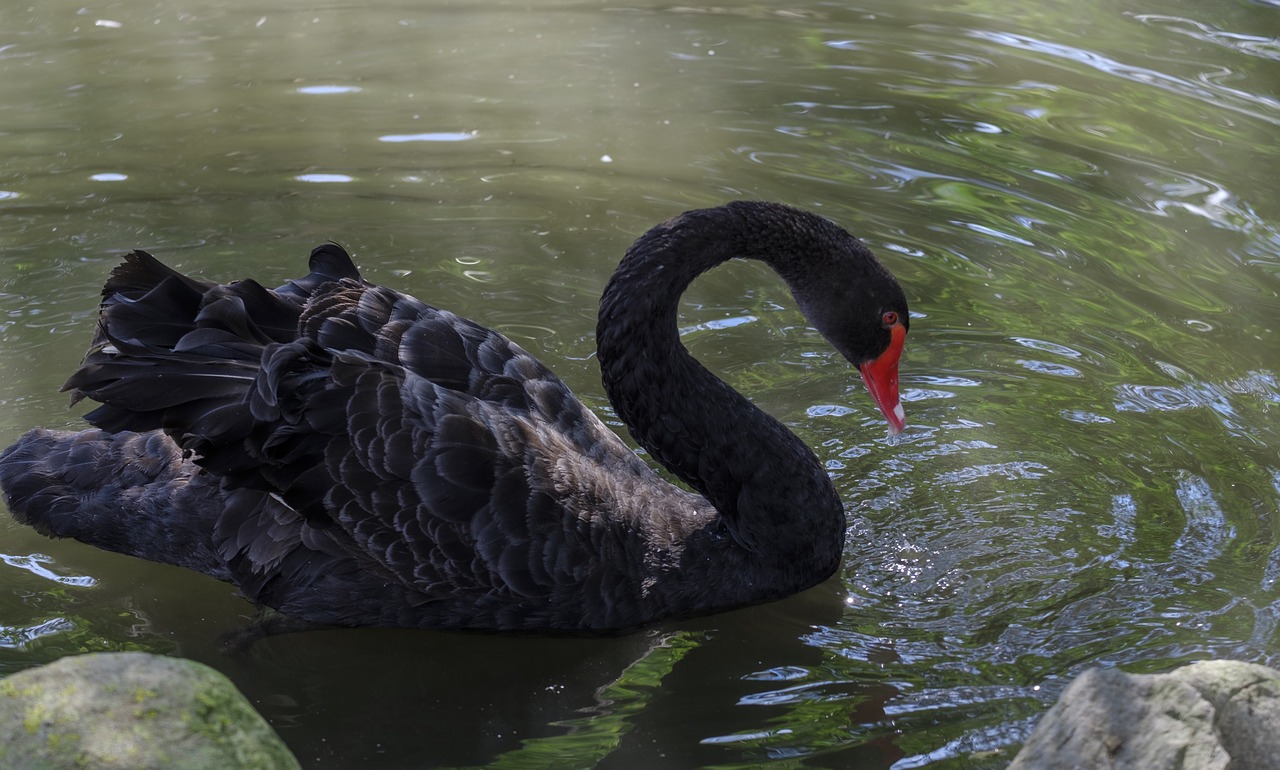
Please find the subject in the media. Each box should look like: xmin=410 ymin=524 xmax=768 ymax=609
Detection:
xmin=0 ymin=652 xmax=300 ymax=769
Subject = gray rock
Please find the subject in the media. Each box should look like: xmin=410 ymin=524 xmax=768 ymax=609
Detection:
xmin=1174 ymin=661 xmax=1280 ymax=770
xmin=1009 ymin=660 xmax=1280 ymax=770
xmin=0 ymin=651 xmax=300 ymax=770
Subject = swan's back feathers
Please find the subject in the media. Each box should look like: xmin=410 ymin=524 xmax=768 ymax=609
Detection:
xmin=50 ymin=244 xmax=666 ymax=629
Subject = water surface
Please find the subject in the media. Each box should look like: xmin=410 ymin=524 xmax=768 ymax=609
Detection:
xmin=2 ymin=1 xmax=1279 ymax=767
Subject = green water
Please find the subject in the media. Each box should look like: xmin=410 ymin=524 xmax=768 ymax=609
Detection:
xmin=2 ymin=0 xmax=1278 ymax=767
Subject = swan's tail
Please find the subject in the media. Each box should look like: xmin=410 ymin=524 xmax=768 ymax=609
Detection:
xmin=63 ymin=245 xmax=360 ymax=439
xmin=0 ymin=428 xmax=231 ymax=580
xmin=1 ymin=245 xmax=361 ymax=577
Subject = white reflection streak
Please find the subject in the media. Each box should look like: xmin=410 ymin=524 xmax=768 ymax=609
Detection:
xmin=935 ymin=461 xmax=1050 ymax=486
xmin=295 ymin=173 xmax=353 ymax=183
xmin=0 ymin=617 xmax=75 ymax=650
xmin=1171 ymin=473 xmax=1235 ymax=581
xmin=1098 ymin=493 xmax=1137 ymax=544
xmin=1 ymin=553 xmax=97 ymax=587
xmin=1261 ymin=469 xmax=1280 ymax=592
xmin=378 ymin=131 xmax=477 ymax=143
xmin=1261 ymin=545 xmax=1280 ymax=592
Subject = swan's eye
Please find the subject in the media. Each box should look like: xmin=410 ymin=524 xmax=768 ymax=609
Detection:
xmin=881 ymin=311 xmax=899 ymax=327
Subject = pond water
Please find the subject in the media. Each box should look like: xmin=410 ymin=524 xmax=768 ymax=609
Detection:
xmin=2 ymin=0 xmax=1279 ymax=767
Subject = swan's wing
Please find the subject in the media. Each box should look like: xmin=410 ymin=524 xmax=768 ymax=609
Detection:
xmin=295 ymin=279 xmax=553 ymax=413
xmin=64 ymin=248 xmax=630 ymax=619
xmin=65 ymin=245 xmax=363 ymax=433
xmin=208 ymin=340 xmax=598 ymax=614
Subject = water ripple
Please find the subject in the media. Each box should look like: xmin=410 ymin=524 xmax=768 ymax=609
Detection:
xmin=935 ymin=462 xmax=1051 ymax=486
xmin=964 ymin=28 xmax=1280 ymax=123
xmin=1113 ymin=370 xmax=1277 ymax=439
xmin=1134 ymin=15 xmax=1280 ymax=63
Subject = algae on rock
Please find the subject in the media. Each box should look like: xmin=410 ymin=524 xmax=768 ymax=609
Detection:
xmin=0 ymin=652 xmax=300 ymax=770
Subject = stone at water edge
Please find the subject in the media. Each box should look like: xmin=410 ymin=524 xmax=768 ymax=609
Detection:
xmin=1008 ymin=660 xmax=1280 ymax=770
xmin=0 ymin=651 xmax=301 ymax=770
xmin=1171 ymin=660 xmax=1280 ymax=770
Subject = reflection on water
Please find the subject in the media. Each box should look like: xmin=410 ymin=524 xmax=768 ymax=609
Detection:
xmin=1 ymin=0 xmax=1278 ymax=767
xmin=2 ymin=552 xmax=96 ymax=588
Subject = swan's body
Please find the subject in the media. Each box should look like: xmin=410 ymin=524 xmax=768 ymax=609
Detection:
xmin=0 ymin=201 xmax=908 ymax=632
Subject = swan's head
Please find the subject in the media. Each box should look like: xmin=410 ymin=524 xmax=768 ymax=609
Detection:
xmin=812 ymin=287 xmax=908 ymax=436
xmin=856 ymin=310 xmax=907 ymax=435
xmin=761 ymin=206 xmax=909 ymax=435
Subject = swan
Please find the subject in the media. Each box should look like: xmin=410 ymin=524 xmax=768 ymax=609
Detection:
xmin=0 ymin=201 xmax=908 ymax=632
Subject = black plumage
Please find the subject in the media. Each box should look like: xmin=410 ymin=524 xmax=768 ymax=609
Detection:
xmin=0 ymin=201 xmax=909 ymax=632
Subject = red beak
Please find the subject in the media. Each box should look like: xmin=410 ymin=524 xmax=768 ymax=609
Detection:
xmin=857 ymin=323 xmax=906 ymax=435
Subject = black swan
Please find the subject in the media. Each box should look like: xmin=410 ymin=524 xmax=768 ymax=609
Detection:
xmin=0 ymin=201 xmax=908 ymax=632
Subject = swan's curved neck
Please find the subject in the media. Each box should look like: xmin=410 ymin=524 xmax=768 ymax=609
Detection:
xmin=596 ymin=206 xmax=845 ymax=578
